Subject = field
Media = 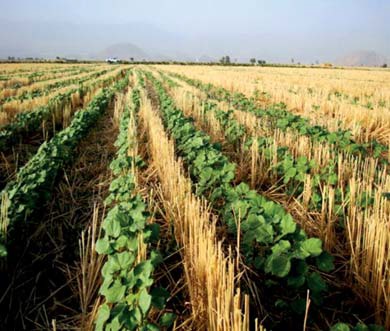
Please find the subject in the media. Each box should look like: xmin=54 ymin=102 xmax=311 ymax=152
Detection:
xmin=0 ymin=63 xmax=389 ymax=331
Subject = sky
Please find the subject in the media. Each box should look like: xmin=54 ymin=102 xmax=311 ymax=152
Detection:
xmin=0 ymin=0 xmax=389 ymax=62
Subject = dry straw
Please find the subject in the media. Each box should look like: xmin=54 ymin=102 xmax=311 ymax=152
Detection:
xmin=139 ymin=91 xmax=259 ymax=330
xmin=163 ymin=74 xmax=390 ymax=328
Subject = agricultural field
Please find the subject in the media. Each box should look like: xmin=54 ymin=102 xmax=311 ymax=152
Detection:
xmin=0 ymin=63 xmax=389 ymax=331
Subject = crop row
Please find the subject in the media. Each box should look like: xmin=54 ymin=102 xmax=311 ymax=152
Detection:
xmin=179 ymin=89 xmax=375 ymax=241
xmin=0 ymin=73 xmax=130 ymax=258
xmin=158 ymin=71 xmax=390 ymax=319
xmin=0 ymin=68 xmax=127 ymax=153
xmin=0 ymin=65 xmax=96 ymax=86
xmin=145 ymin=71 xmax=334 ymax=324
xmin=167 ymin=72 xmax=388 ymax=163
xmin=0 ymin=67 xmax=113 ymax=104
xmin=0 ymin=65 xmax=98 ymax=90
xmin=95 ymin=87 xmax=174 ymax=330
xmin=153 ymin=71 xmax=387 ymax=330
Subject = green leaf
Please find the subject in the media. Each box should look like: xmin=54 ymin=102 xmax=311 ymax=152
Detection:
xmin=96 ymin=238 xmax=110 ymax=254
xmin=160 ymin=312 xmax=177 ymax=327
xmin=243 ymin=214 xmax=274 ymax=245
xmin=301 ymin=238 xmax=323 ymax=257
xmin=330 ymin=323 xmax=351 ymax=331
xmin=139 ymin=289 xmax=152 ymax=316
xmin=106 ymin=316 xmax=122 ymax=330
xmin=285 ymin=167 xmax=297 ymax=178
xmin=95 ymin=303 xmax=110 ymax=331
xmin=133 ymin=261 xmax=154 ymax=287
xmin=280 ymin=215 xmax=297 ymax=236
xmin=307 ymin=272 xmax=327 ymax=294
xmin=316 ymin=252 xmax=335 ymax=272
xmin=117 ymin=251 xmax=135 ymax=269
xmin=129 ymin=306 xmax=143 ymax=325
xmin=143 ymin=323 xmax=160 ymax=331
xmin=104 ymin=281 xmax=126 ymax=303
xmin=105 ymin=255 xmax=121 ymax=275
xmin=271 ymin=240 xmax=291 ymax=255
xmin=145 ymin=223 xmax=160 ymax=243
xmin=104 ymin=214 xmax=122 ymax=238
xmin=353 ymin=324 xmax=369 ymax=331
xmin=287 ymin=275 xmax=305 ymax=288
xmin=150 ymin=250 xmax=163 ymax=267
xmin=266 ymin=254 xmax=291 ymax=278
xmin=151 ymin=287 xmax=169 ymax=309
xmin=113 ymin=235 xmax=130 ymax=250
xmin=328 ymin=173 xmax=338 ymax=185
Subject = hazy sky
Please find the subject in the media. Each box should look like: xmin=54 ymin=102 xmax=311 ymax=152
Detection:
xmin=0 ymin=0 xmax=389 ymax=62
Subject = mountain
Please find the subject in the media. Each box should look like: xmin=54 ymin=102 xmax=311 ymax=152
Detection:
xmin=0 ymin=20 xmax=186 ymax=60
xmin=1 ymin=20 xmax=388 ymax=65
xmin=95 ymin=43 xmax=149 ymax=61
xmin=336 ymin=51 xmax=389 ymax=67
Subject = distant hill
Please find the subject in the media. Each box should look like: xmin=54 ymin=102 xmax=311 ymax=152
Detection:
xmin=95 ymin=43 xmax=149 ymax=61
xmin=0 ymin=21 xmax=185 ymax=60
xmin=336 ymin=51 xmax=389 ymax=67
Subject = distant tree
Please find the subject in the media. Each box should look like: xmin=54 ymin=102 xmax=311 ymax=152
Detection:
xmin=220 ymin=55 xmax=231 ymax=65
xmin=130 ymin=57 xmax=134 ymax=62
xmin=250 ymin=58 xmax=256 ymax=65
xmin=383 ymin=63 xmax=388 ymax=68
xmin=56 ymin=56 xmax=61 ymax=60
xmin=257 ymin=60 xmax=266 ymax=65
xmin=291 ymin=58 xmax=294 ymax=64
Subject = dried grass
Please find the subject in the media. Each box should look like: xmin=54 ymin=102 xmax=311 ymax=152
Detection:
xmin=164 ymin=75 xmax=390 ymax=328
xmin=139 ymin=91 xmax=256 ymax=330
xmin=160 ymin=65 xmax=390 ymax=147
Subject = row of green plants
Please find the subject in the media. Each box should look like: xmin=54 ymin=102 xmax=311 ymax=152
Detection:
xmin=164 ymin=72 xmax=385 ymax=222
xmin=157 ymin=71 xmax=180 ymax=88
xmin=0 ymin=68 xmax=127 ymax=152
xmin=282 ymin=86 xmax=386 ymax=111
xmin=0 ymin=65 xmax=93 ymax=85
xmin=203 ymin=101 xmax=372 ymax=226
xmin=155 ymin=73 xmax=385 ymax=330
xmin=95 ymin=88 xmax=175 ymax=330
xmin=167 ymin=72 xmax=388 ymax=163
xmin=0 ymin=65 xmax=97 ymax=90
xmin=322 ymin=89 xmax=386 ymax=110
xmin=0 ymin=73 xmax=130 ymax=258
xmin=145 ymin=72 xmax=335 ymax=327
xmin=0 ymin=67 xmax=113 ymax=104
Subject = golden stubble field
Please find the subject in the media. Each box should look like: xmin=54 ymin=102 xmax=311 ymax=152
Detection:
xmin=0 ymin=63 xmax=389 ymax=330
xmin=160 ymin=65 xmax=390 ymax=145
